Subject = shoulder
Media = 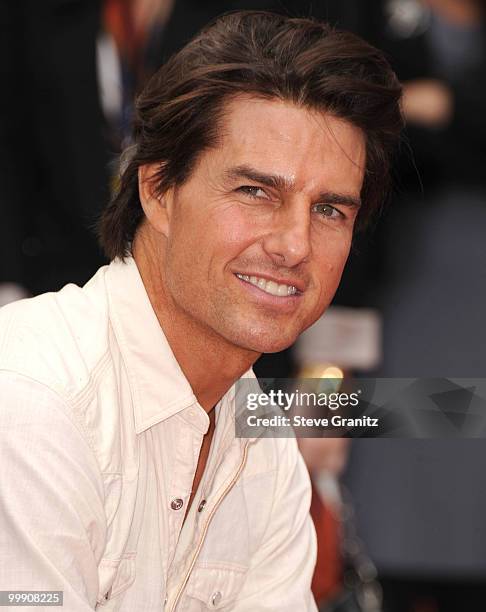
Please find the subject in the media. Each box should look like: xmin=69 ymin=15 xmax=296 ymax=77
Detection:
xmin=0 ymin=265 xmax=111 ymax=399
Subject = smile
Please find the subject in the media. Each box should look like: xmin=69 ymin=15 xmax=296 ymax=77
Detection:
xmin=235 ymin=273 xmax=298 ymax=297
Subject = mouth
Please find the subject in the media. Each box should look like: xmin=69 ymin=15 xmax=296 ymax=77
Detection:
xmin=234 ymin=273 xmax=302 ymax=297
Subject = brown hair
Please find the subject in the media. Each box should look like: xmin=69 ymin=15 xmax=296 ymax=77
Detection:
xmin=98 ymin=10 xmax=403 ymax=260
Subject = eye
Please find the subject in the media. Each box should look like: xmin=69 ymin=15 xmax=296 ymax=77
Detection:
xmin=236 ymin=185 xmax=269 ymax=199
xmin=312 ymin=203 xmax=344 ymax=219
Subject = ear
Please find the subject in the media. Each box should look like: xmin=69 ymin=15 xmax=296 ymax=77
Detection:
xmin=138 ymin=162 xmax=174 ymax=237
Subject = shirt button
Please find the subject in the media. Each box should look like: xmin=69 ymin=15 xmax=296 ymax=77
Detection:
xmin=211 ymin=591 xmax=222 ymax=606
xmin=198 ymin=499 xmax=207 ymax=512
xmin=170 ymin=498 xmax=184 ymax=510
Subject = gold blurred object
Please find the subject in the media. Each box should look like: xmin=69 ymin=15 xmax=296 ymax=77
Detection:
xmin=321 ymin=365 xmax=344 ymax=380
xmin=298 ymin=363 xmax=344 ymax=379
xmin=297 ymin=364 xmax=344 ymax=393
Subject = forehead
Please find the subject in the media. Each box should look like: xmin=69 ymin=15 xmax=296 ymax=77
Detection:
xmin=212 ymin=95 xmax=366 ymax=196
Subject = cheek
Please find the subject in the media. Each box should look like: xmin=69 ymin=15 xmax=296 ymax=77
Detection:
xmin=331 ymin=243 xmax=352 ymax=276
xmin=168 ymin=205 xmax=259 ymax=286
xmin=316 ymin=230 xmax=352 ymax=267
xmin=209 ymin=207 xmax=262 ymax=259
xmin=313 ymin=235 xmax=352 ymax=294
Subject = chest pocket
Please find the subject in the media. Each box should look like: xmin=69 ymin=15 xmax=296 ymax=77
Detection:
xmin=184 ymin=566 xmax=248 ymax=610
xmin=95 ymin=554 xmax=137 ymax=611
xmin=95 ymin=444 xmax=146 ymax=610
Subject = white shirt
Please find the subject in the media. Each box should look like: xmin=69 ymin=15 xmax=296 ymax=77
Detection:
xmin=0 ymin=257 xmax=317 ymax=611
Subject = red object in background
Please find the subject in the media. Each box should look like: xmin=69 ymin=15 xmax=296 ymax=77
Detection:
xmin=104 ymin=0 xmax=140 ymax=69
xmin=310 ymin=478 xmax=343 ymax=606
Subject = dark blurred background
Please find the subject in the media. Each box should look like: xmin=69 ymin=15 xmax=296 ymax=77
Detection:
xmin=1 ymin=2 xmax=485 ymax=611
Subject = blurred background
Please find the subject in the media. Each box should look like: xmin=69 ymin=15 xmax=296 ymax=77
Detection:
xmin=1 ymin=1 xmax=485 ymax=611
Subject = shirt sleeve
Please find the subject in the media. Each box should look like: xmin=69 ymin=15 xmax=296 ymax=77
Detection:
xmin=231 ymin=437 xmax=318 ymax=612
xmin=0 ymin=372 xmax=106 ymax=610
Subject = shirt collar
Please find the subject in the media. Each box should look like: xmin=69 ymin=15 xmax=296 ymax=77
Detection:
xmin=104 ymin=256 xmax=258 ymax=436
xmin=105 ymin=256 xmax=198 ymax=433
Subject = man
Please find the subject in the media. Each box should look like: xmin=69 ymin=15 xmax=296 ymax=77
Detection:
xmin=0 ymin=11 xmax=402 ymax=611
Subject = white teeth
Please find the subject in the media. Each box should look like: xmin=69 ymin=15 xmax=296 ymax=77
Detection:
xmin=236 ymin=273 xmax=298 ymax=297
xmin=266 ymin=280 xmax=278 ymax=295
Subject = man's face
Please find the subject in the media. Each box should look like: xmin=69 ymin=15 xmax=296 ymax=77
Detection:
xmin=158 ymin=96 xmax=365 ymax=354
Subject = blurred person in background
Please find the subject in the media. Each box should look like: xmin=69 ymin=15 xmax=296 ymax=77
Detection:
xmin=99 ymin=0 xmax=175 ymax=148
xmin=0 ymin=0 xmax=174 ymax=304
xmin=339 ymin=1 xmax=486 ymax=611
xmin=0 ymin=0 xmax=110 ymax=301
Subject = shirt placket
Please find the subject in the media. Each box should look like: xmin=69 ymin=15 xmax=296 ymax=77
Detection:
xmin=166 ymin=440 xmax=251 ymax=612
xmin=162 ymin=406 xmax=210 ymax=582
xmin=165 ymin=398 xmax=252 ymax=611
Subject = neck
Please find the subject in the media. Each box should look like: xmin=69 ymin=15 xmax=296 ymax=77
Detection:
xmin=132 ymin=229 xmax=259 ymax=412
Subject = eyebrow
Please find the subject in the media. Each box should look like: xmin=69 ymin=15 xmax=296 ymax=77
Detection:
xmin=224 ymin=164 xmax=361 ymax=208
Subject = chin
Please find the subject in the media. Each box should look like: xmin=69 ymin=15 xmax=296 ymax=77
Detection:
xmin=230 ymin=327 xmax=299 ymax=355
xmin=256 ymin=337 xmax=296 ymax=354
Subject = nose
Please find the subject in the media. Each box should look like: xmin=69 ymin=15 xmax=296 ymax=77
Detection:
xmin=262 ymin=199 xmax=311 ymax=268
